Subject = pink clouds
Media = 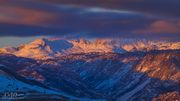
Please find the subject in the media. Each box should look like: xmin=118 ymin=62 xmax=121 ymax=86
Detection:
xmin=136 ymin=20 xmax=180 ymax=34
xmin=0 ymin=0 xmax=179 ymax=41
xmin=150 ymin=21 xmax=180 ymax=33
xmin=0 ymin=6 xmax=57 ymax=26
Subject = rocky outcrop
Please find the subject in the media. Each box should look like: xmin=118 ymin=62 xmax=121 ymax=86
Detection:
xmin=152 ymin=91 xmax=180 ymax=101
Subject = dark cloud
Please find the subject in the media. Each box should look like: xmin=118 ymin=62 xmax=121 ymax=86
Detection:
xmin=39 ymin=0 xmax=180 ymax=19
xmin=0 ymin=0 xmax=179 ymax=41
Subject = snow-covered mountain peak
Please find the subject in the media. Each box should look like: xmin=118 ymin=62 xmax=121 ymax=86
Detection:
xmin=0 ymin=38 xmax=180 ymax=59
xmin=69 ymin=38 xmax=123 ymax=53
xmin=27 ymin=38 xmax=72 ymax=51
xmin=29 ymin=38 xmax=47 ymax=46
xmin=0 ymin=46 xmax=18 ymax=53
xmin=14 ymin=38 xmax=73 ymax=59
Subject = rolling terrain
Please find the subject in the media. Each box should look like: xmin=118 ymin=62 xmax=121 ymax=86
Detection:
xmin=0 ymin=38 xmax=179 ymax=101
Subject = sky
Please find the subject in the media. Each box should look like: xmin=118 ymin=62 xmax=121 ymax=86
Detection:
xmin=0 ymin=0 xmax=180 ymax=47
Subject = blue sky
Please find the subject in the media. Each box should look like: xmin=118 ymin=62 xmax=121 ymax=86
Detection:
xmin=0 ymin=0 xmax=179 ymax=47
xmin=0 ymin=36 xmax=47 ymax=47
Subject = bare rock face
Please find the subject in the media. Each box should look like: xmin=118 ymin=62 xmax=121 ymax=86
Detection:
xmin=136 ymin=51 xmax=180 ymax=82
xmin=152 ymin=91 xmax=180 ymax=101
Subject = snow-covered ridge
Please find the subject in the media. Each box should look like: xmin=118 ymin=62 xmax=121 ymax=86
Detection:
xmin=0 ymin=38 xmax=179 ymax=59
xmin=0 ymin=64 xmax=102 ymax=100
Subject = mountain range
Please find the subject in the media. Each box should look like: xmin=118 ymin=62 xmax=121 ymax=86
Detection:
xmin=0 ymin=38 xmax=179 ymax=59
xmin=0 ymin=38 xmax=179 ymax=101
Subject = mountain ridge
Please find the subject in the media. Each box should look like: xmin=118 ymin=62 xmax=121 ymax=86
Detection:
xmin=0 ymin=38 xmax=179 ymax=60
xmin=0 ymin=49 xmax=179 ymax=100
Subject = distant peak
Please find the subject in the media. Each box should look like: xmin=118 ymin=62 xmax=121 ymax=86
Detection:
xmin=0 ymin=38 xmax=179 ymax=59
xmin=30 ymin=38 xmax=47 ymax=46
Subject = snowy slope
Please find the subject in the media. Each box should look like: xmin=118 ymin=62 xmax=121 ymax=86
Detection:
xmin=0 ymin=64 xmax=104 ymax=101
xmin=0 ymin=49 xmax=180 ymax=100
